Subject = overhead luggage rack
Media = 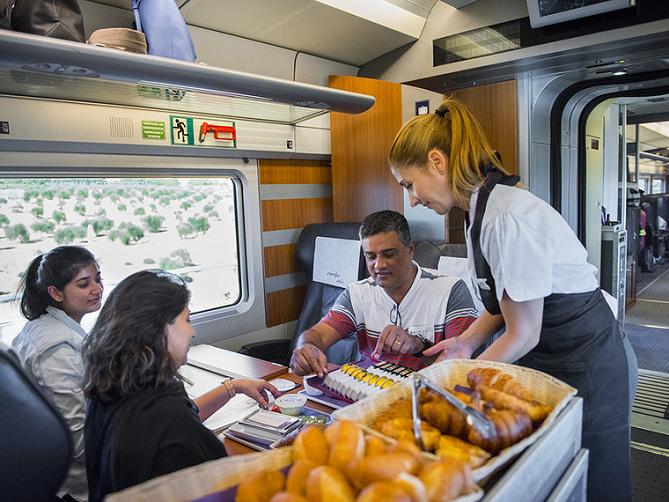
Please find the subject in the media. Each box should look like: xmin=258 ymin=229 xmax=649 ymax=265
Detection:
xmin=0 ymin=31 xmax=375 ymax=125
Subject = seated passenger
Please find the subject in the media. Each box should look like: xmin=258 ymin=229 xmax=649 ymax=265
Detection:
xmin=291 ymin=210 xmax=478 ymax=375
xmin=12 ymin=246 xmax=103 ymax=502
xmin=82 ymin=270 xmax=279 ymax=501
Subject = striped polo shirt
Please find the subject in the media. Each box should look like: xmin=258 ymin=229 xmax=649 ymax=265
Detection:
xmin=321 ymin=264 xmax=478 ymax=370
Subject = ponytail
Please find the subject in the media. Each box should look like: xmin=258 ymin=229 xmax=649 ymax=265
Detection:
xmin=389 ymin=96 xmax=509 ymax=205
xmin=16 ymin=246 xmax=97 ymax=321
xmin=18 ymin=255 xmax=50 ymax=321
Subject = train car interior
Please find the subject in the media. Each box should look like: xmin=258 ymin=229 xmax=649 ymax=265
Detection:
xmin=1 ymin=0 xmax=668 ymax=500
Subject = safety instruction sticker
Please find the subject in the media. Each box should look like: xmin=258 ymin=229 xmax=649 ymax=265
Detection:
xmin=170 ymin=116 xmax=194 ymax=145
xmin=0 ymin=121 xmax=9 ymax=134
xmin=142 ymin=120 xmax=165 ymax=140
xmin=193 ymin=119 xmax=236 ymax=148
xmin=170 ymin=115 xmax=236 ymax=148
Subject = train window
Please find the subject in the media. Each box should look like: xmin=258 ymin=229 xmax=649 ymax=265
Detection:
xmin=0 ymin=176 xmax=241 ymax=345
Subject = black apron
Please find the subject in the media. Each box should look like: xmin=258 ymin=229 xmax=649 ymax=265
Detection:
xmin=468 ymin=170 xmax=632 ymax=502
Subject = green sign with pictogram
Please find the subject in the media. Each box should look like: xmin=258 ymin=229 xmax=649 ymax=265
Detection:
xmin=141 ymin=120 xmax=165 ymax=140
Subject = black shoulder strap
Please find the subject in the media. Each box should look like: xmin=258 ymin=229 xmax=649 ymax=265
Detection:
xmin=468 ymin=169 xmax=520 ymax=315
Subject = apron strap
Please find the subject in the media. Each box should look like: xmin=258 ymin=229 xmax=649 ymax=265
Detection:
xmin=467 ymin=166 xmax=520 ymax=314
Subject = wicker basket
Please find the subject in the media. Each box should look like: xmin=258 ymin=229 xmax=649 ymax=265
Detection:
xmin=331 ymin=359 xmax=577 ymax=482
xmin=106 ymin=436 xmax=483 ymax=502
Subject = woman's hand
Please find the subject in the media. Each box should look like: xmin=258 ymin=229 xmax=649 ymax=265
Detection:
xmin=423 ymin=336 xmax=475 ymax=362
xmin=232 ymin=379 xmax=281 ymax=409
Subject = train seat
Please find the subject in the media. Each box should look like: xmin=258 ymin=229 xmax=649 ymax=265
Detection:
xmin=240 ymin=222 xmax=366 ymax=366
xmin=0 ymin=344 xmax=73 ymax=502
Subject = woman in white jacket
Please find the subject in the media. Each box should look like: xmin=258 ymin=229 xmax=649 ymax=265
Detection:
xmin=12 ymin=246 xmax=103 ymax=502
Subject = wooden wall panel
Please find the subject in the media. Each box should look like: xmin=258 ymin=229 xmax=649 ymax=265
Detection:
xmin=451 ymin=80 xmax=518 ymax=175
xmin=259 ymin=159 xmax=331 ymax=184
xmin=259 ymin=159 xmax=333 ymax=327
xmin=264 ymin=243 xmax=297 ymax=278
xmin=447 ymin=80 xmax=518 ymax=243
xmin=266 ymin=286 xmax=306 ymax=327
xmin=330 ymin=76 xmax=403 ymax=222
xmin=261 ymin=198 xmax=333 ymax=232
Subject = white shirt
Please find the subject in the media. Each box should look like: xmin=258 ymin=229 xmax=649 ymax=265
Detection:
xmin=466 ymin=184 xmax=598 ymax=303
xmin=12 ymin=306 xmax=88 ymax=501
xmin=323 ymin=263 xmax=478 ymax=369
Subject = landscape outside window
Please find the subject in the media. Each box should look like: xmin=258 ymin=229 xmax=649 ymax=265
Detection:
xmin=0 ymin=177 xmax=240 ymax=345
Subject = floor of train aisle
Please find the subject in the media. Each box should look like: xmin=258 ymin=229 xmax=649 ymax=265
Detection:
xmin=625 ymin=261 xmax=669 ymax=501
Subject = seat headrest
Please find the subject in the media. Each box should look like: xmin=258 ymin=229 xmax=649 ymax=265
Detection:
xmin=295 ymin=222 xmax=365 ymax=278
xmin=414 ymin=241 xmax=467 ymax=269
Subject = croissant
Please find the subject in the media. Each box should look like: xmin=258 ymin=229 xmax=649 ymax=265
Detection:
xmin=379 ymin=418 xmax=442 ymax=452
xmin=419 ymin=459 xmax=475 ymax=502
xmin=467 ymin=368 xmax=534 ymax=402
xmin=477 ymin=385 xmax=551 ymax=423
xmin=466 ymin=408 xmax=533 ymax=454
xmin=419 ymin=397 xmax=470 ymax=438
xmin=435 ymin=435 xmax=491 ymax=468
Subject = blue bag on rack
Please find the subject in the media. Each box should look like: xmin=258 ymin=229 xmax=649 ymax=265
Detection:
xmin=131 ymin=0 xmax=196 ymax=62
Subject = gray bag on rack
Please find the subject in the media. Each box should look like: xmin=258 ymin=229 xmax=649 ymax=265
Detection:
xmin=2 ymin=0 xmax=85 ymax=42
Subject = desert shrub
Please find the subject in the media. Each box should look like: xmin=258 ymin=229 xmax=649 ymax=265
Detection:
xmin=143 ymin=215 xmax=164 ymax=233
xmin=31 ymin=221 xmax=55 ymax=234
xmin=0 ymin=214 xmax=9 ymax=226
xmin=6 ymin=223 xmax=30 ymax=243
xmin=74 ymin=203 xmax=86 ymax=216
xmin=31 ymin=206 xmax=44 ymax=219
xmin=134 ymin=207 xmax=146 ymax=216
xmin=159 ymin=249 xmax=194 ymax=270
xmin=52 ymin=210 xmax=66 ymax=224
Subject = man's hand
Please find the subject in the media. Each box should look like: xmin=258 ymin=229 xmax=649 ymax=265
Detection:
xmin=232 ymin=379 xmax=281 ymax=409
xmin=373 ymin=324 xmax=422 ymax=359
xmin=423 ymin=336 xmax=474 ymax=362
xmin=290 ymin=343 xmax=329 ymax=378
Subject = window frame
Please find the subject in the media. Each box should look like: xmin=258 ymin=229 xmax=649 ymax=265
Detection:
xmin=0 ymin=153 xmax=267 ymax=344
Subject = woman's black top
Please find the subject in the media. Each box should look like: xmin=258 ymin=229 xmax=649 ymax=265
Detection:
xmin=85 ymin=380 xmax=227 ymax=502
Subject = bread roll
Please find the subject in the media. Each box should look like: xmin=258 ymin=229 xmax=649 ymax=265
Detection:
xmin=236 ymin=469 xmax=285 ymax=502
xmin=269 ymin=493 xmax=309 ymax=502
xmin=419 ymin=460 xmax=473 ymax=502
xmin=328 ymin=420 xmax=364 ymax=471
xmin=286 ymin=460 xmax=319 ymax=495
xmin=356 ymin=481 xmax=413 ymax=502
xmin=347 ymin=452 xmax=421 ymax=489
xmin=393 ymin=472 xmax=428 ymax=502
xmin=364 ymin=435 xmax=387 ymax=457
xmin=293 ymin=425 xmax=329 ymax=465
xmin=306 ymin=465 xmax=355 ymax=502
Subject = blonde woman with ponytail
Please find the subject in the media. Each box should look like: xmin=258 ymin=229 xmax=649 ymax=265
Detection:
xmin=389 ymin=97 xmax=635 ymax=502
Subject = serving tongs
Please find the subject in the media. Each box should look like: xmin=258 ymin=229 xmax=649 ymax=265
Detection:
xmin=411 ymin=373 xmax=495 ymax=449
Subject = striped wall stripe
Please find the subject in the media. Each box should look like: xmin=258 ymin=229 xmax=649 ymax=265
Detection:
xmin=264 ymin=271 xmax=307 ymax=293
xmin=259 ymin=183 xmax=332 ymax=200
xmin=262 ymin=228 xmax=302 ymax=247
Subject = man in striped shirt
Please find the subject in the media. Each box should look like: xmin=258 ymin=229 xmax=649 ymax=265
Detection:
xmin=290 ymin=210 xmax=478 ymax=374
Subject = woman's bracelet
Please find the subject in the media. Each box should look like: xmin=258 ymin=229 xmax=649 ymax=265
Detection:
xmin=223 ymin=379 xmax=236 ymax=398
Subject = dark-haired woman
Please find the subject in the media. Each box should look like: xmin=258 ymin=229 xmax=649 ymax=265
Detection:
xmin=82 ymin=269 xmax=279 ymax=501
xmin=388 ymin=97 xmax=637 ymax=501
xmin=12 ymin=246 xmax=103 ymax=501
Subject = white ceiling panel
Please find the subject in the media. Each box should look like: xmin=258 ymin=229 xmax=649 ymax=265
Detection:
xmin=181 ymin=0 xmax=417 ymax=66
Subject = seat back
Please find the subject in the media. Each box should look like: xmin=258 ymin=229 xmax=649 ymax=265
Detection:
xmin=0 ymin=345 xmax=73 ymax=501
xmin=414 ymin=241 xmax=467 ymax=269
xmin=290 ymin=223 xmax=368 ymax=363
